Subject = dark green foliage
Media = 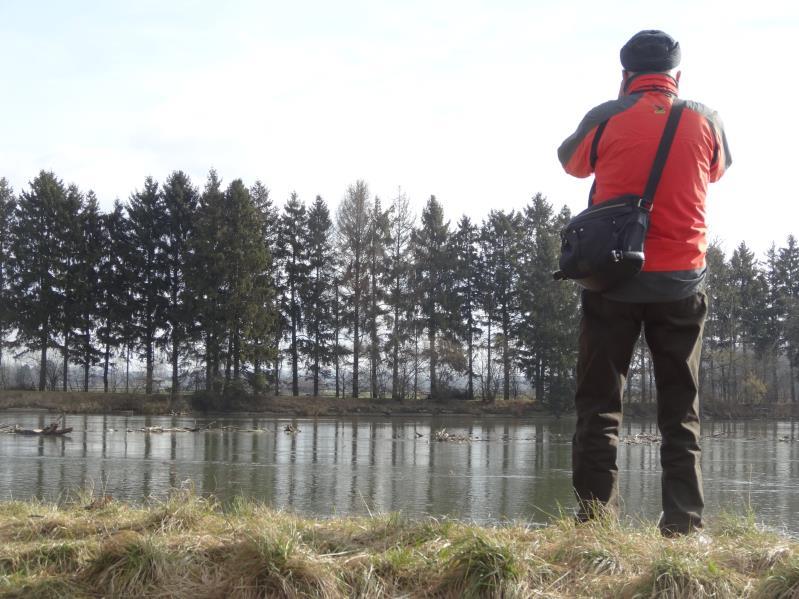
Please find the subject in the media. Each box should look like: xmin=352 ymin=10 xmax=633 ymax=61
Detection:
xmin=127 ymin=177 xmax=168 ymax=394
xmin=73 ymin=191 xmax=104 ymax=391
xmin=160 ymin=171 xmax=199 ymax=403
xmin=412 ymin=196 xmax=457 ymax=399
xmin=277 ymin=192 xmax=309 ymax=396
xmin=3 ymin=167 xmax=797 ymax=411
xmin=303 ymin=195 xmax=335 ymax=396
xmin=10 ymin=171 xmax=68 ymax=390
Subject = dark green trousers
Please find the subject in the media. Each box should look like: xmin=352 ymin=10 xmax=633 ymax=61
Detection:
xmin=572 ymin=290 xmax=707 ymax=535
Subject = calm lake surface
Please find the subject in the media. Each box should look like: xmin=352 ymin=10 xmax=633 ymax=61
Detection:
xmin=2 ymin=411 xmax=799 ymax=533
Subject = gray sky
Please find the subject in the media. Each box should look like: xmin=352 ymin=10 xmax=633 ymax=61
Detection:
xmin=1 ymin=0 xmax=796 ymax=257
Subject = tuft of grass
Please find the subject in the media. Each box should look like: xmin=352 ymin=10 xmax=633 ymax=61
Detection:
xmin=629 ymin=548 xmax=742 ymax=598
xmin=83 ymin=530 xmax=176 ymax=597
xmin=755 ymin=554 xmax=799 ymax=599
xmin=438 ymin=531 xmax=520 ymax=598
xmin=218 ymin=527 xmax=340 ymax=598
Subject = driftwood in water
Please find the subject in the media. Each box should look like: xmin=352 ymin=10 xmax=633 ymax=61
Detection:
xmin=8 ymin=422 xmax=73 ymax=436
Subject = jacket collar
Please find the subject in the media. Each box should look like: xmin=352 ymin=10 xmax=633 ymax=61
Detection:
xmin=624 ymin=73 xmax=679 ymax=97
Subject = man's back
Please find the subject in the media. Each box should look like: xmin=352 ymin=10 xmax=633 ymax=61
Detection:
xmin=558 ymin=73 xmax=731 ymax=273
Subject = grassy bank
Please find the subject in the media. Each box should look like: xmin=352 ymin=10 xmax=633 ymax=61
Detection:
xmin=0 ymin=490 xmax=797 ymax=598
xmin=0 ymin=390 xmax=545 ymax=417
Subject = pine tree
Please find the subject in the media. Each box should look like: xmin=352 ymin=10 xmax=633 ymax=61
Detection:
xmin=57 ymin=184 xmax=85 ymax=390
xmin=249 ymin=180 xmax=279 ymax=386
xmin=777 ymin=235 xmax=799 ymax=402
xmin=277 ymin=192 xmax=309 ymax=396
xmin=10 ymin=171 xmax=68 ymax=390
xmin=220 ymin=179 xmax=273 ymax=393
xmin=303 ymin=195 xmax=335 ymax=396
xmin=412 ymin=196 xmax=451 ymax=399
xmin=337 ymin=180 xmax=372 ymax=398
xmin=73 ymin=191 xmax=103 ymax=391
xmin=517 ymin=196 xmax=578 ymax=411
xmin=0 ymin=178 xmax=16 ymax=380
xmin=479 ymin=210 xmax=522 ymax=400
xmin=127 ymin=176 xmax=167 ymax=394
xmin=703 ymin=241 xmax=732 ymax=401
xmin=190 ymin=170 xmax=228 ymax=392
xmin=97 ymin=200 xmax=133 ymax=392
xmin=450 ymin=215 xmax=480 ymax=399
xmin=161 ymin=171 xmax=199 ymax=404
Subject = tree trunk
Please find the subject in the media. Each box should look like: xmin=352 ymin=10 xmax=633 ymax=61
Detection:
xmin=233 ymin=325 xmax=241 ymax=381
xmin=171 ymin=335 xmax=179 ymax=402
xmin=62 ymin=329 xmax=69 ymax=392
xmin=103 ymin=342 xmax=110 ymax=393
xmin=83 ymin=329 xmax=90 ymax=393
xmin=392 ymin=302 xmax=400 ymax=399
xmin=38 ymin=329 xmax=48 ymax=391
xmin=428 ymin=327 xmax=437 ymax=400
xmin=313 ymin=326 xmax=320 ymax=396
xmin=467 ymin=313 xmax=474 ymax=400
xmin=370 ymin=261 xmax=378 ymax=399
xmin=502 ymin=311 xmax=510 ymax=401
xmin=125 ymin=343 xmax=130 ymax=393
xmin=486 ymin=319 xmax=493 ymax=402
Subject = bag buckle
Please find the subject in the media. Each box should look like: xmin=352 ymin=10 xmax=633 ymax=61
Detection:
xmin=637 ymin=198 xmax=653 ymax=210
xmin=611 ymin=250 xmax=623 ymax=263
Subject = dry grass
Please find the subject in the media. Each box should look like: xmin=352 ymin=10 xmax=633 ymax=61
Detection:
xmin=0 ymin=490 xmax=797 ymax=598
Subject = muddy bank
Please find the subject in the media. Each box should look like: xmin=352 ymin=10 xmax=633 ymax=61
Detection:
xmin=0 ymin=390 xmax=547 ymax=417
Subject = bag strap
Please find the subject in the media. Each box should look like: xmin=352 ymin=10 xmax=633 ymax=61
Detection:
xmin=640 ymin=100 xmax=685 ymax=210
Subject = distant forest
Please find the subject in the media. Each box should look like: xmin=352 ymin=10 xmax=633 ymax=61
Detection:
xmin=0 ymin=171 xmax=797 ymax=411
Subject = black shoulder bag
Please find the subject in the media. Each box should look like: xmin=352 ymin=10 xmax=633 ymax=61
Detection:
xmin=553 ymin=100 xmax=685 ymax=292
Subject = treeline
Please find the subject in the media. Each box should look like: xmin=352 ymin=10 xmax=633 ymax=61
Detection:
xmin=1 ymin=172 xmax=797 ymax=410
xmin=0 ymin=171 xmax=579 ymax=409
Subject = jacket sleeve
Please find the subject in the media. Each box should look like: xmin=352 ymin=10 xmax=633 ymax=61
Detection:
xmin=557 ymin=99 xmax=630 ymax=179
xmin=707 ymin=112 xmax=732 ymax=183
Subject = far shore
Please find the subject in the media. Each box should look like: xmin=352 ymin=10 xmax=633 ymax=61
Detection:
xmin=0 ymin=389 xmax=549 ymax=418
xmin=0 ymin=389 xmax=794 ymax=420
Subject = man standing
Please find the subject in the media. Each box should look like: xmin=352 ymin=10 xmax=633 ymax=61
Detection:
xmin=557 ymin=30 xmax=731 ymax=536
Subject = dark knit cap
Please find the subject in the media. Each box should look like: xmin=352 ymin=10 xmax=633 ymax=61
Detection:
xmin=620 ymin=30 xmax=681 ymax=72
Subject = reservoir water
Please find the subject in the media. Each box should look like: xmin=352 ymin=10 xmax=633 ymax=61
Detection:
xmin=2 ymin=411 xmax=798 ymax=533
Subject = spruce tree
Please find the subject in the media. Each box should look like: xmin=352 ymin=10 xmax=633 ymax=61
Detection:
xmin=57 ymin=184 xmax=84 ymax=390
xmin=450 ymin=215 xmax=480 ymax=400
xmin=97 ymin=200 xmax=133 ymax=392
xmin=10 ymin=171 xmax=68 ymax=390
xmin=777 ymin=235 xmax=799 ymax=402
xmin=412 ymin=196 xmax=451 ymax=399
xmin=190 ymin=170 xmax=228 ymax=392
xmin=303 ymin=195 xmax=335 ymax=396
xmin=73 ymin=191 xmax=103 ymax=391
xmin=220 ymin=179 xmax=273 ymax=392
xmin=127 ymin=176 xmax=167 ymax=394
xmin=161 ymin=170 xmax=199 ymax=404
xmin=249 ymin=180 xmax=279 ymax=386
xmin=277 ymin=192 xmax=309 ymax=396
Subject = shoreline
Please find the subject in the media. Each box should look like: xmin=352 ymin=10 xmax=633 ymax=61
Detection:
xmin=0 ymin=490 xmax=795 ymax=598
xmin=0 ymin=389 xmax=795 ymax=420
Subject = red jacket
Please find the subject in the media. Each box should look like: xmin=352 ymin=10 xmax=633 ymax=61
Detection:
xmin=558 ymin=74 xmax=731 ymax=272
